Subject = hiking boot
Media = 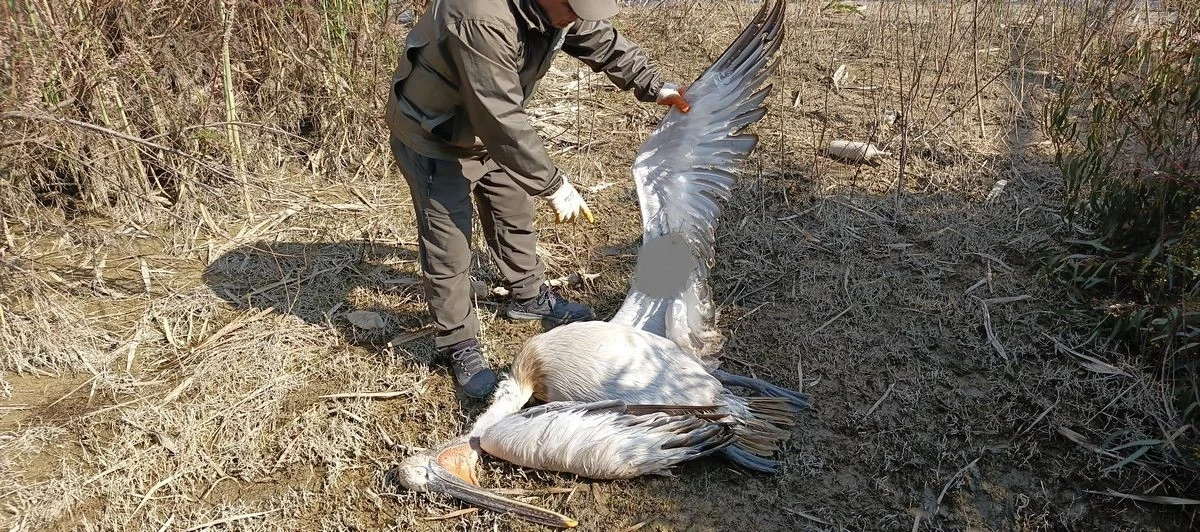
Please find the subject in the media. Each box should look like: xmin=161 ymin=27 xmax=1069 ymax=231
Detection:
xmin=506 ymin=284 xmax=595 ymax=324
xmin=438 ymin=339 xmax=497 ymax=399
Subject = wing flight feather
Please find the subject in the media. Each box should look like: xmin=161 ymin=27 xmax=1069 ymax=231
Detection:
xmin=608 ymin=0 xmax=787 ymax=368
xmin=475 ymin=400 xmax=735 ymax=479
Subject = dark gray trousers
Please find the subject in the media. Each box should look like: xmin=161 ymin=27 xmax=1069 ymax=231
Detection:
xmin=389 ymin=137 xmax=546 ymax=349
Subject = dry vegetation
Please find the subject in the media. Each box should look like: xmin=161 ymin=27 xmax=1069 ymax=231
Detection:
xmin=1 ymin=0 xmax=1197 ymax=531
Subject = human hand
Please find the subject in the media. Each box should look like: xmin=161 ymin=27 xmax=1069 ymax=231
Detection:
xmin=543 ymin=178 xmax=594 ymax=224
xmin=656 ymin=82 xmax=691 ymax=113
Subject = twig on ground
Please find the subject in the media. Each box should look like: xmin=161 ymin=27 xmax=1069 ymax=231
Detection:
xmin=1087 ymin=489 xmax=1200 ymax=506
xmin=421 ymin=508 xmax=478 ymax=521
xmin=320 ymin=389 xmax=417 ymax=400
xmin=935 ymin=454 xmax=985 ymax=511
xmin=784 ymin=507 xmax=833 ymax=525
xmin=184 ymin=508 xmax=281 ymax=531
xmin=972 ymin=296 xmax=1008 ymax=360
xmin=863 ymin=383 xmax=895 ymax=420
xmin=812 ymin=304 xmax=853 ymax=336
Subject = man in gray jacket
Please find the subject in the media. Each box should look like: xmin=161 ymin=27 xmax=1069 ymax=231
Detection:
xmin=384 ymin=0 xmax=690 ymax=398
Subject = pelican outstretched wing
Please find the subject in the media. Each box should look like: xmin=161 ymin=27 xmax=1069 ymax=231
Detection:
xmin=608 ymin=0 xmax=786 ymax=367
xmin=475 ymin=400 xmax=734 ymax=480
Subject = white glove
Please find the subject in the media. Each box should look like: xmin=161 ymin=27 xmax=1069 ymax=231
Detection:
xmin=543 ymin=178 xmax=594 ymax=224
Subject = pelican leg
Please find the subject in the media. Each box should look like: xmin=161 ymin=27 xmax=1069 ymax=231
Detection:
xmin=711 ymin=369 xmax=810 ymax=410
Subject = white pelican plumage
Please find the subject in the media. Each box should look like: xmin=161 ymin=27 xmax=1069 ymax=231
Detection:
xmin=391 ymin=1 xmax=804 ymax=527
xmin=394 ymin=379 xmax=738 ymax=527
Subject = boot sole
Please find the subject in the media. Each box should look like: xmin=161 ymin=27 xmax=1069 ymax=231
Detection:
xmin=506 ymin=308 xmax=555 ymax=321
xmin=461 ymin=385 xmax=496 ymax=399
xmin=506 ymin=308 xmax=593 ymax=323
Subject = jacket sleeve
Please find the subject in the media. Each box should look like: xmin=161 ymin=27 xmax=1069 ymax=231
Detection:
xmin=444 ymin=21 xmax=563 ymax=197
xmin=562 ymin=20 xmax=667 ymax=103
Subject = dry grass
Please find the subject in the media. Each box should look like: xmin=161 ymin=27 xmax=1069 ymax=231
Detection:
xmin=1 ymin=1 xmax=1197 ymax=530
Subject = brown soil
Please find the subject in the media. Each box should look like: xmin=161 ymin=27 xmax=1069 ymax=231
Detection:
xmin=1 ymin=2 xmax=1196 ymax=532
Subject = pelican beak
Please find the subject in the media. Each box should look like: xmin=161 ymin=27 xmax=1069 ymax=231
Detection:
xmin=435 ymin=441 xmax=481 ymax=486
xmin=425 ymin=460 xmax=579 ymax=529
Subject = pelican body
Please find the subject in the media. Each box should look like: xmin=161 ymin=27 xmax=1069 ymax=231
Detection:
xmin=493 ymin=321 xmax=804 ymax=473
xmin=474 ymin=383 xmax=736 ymax=480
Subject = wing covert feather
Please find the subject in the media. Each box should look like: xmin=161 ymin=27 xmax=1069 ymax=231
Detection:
xmin=476 ymin=400 xmax=734 ymax=479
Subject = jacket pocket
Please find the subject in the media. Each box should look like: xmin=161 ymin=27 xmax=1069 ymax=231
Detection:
xmin=391 ymin=30 xmax=456 ymax=135
xmin=393 ymin=25 xmax=430 ymax=83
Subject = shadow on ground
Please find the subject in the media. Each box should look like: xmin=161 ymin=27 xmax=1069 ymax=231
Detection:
xmin=201 ymin=240 xmax=427 ymax=344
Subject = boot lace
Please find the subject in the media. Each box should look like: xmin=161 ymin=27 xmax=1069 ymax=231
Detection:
xmin=450 ymin=346 xmax=484 ymax=376
xmin=534 ymin=286 xmax=558 ymax=310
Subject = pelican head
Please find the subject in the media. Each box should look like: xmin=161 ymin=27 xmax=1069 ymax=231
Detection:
xmin=392 ymin=452 xmax=441 ymax=493
xmin=388 ymin=439 xmax=578 ymax=528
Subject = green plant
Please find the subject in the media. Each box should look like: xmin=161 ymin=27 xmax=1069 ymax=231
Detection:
xmin=1042 ymin=1 xmax=1199 ymax=465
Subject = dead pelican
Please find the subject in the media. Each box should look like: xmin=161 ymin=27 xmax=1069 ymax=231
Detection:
xmin=393 ymin=381 xmax=737 ymax=528
xmin=391 ymin=0 xmax=804 ymax=526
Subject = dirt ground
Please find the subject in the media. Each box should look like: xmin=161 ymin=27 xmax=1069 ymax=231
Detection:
xmin=2 ymin=1 xmax=1197 ymax=531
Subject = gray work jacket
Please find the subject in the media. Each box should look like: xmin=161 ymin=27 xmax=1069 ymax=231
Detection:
xmin=384 ymin=0 xmax=667 ymax=197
